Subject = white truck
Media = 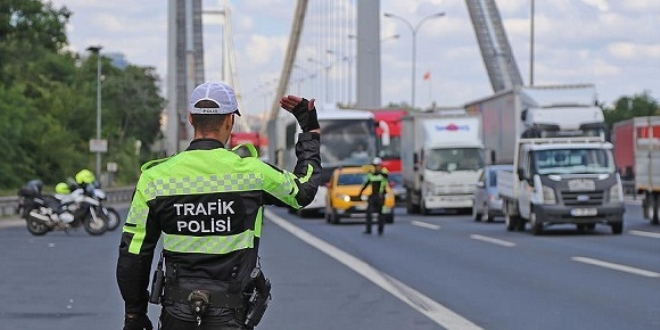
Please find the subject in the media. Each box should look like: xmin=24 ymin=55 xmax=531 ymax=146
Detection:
xmin=401 ymin=112 xmax=485 ymax=215
xmin=465 ymin=84 xmax=625 ymax=235
xmin=612 ymin=116 xmax=660 ymax=224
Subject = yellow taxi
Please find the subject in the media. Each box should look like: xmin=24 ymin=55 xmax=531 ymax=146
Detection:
xmin=325 ymin=165 xmax=395 ymax=224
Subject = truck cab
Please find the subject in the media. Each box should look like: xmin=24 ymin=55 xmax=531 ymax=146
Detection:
xmin=466 ymin=84 xmax=625 ymax=235
xmin=402 ymin=113 xmax=485 ymax=215
xmin=501 ymin=137 xmax=625 ymax=234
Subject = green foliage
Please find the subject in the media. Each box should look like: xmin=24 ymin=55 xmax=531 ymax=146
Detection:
xmin=0 ymin=1 xmax=165 ymax=190
xmin=603 ymin=91 xmax=659 ymax=127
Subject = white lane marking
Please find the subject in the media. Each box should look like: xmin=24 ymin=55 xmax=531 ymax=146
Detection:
xmin=265 ymin=209 xmax=483 ymax=330
xmin=411 ymin=221 xmax=441 ymax=230
xmin=629 ymin=230 xmax=660 ymax=239
xmin=469 ymin=234 xmax=516 ymax=247
xmin=572 ymin=257 xmax=660 ymax=278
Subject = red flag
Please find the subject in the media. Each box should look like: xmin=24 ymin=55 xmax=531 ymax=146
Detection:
xmin=422 ymin=71 xmax=431 ymax=80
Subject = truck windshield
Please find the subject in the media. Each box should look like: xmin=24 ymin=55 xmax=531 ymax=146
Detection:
xmin=320 ymin=119 xmax=376 ymax=167
xmin=532 ymin=148 xmax=615 ymax=175
xmin=425 ymin=148 xmax=484 ymax=172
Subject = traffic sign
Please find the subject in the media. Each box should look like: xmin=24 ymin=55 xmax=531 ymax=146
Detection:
xmin=89 ymin=139 xmax=108 ymax=153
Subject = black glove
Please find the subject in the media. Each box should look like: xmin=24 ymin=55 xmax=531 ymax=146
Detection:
xmin=123 ymin=313 xmax=153 ymax=330
xmin=291 ymin=98 xmax=320 ymax=132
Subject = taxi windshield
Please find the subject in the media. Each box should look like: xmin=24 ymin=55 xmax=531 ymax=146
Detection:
xmin=337 ymin=173 xmax=366 ymax=186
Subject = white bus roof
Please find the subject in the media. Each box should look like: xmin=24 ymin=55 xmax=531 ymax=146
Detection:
xmin=316 ymin=108 xmax=374 ymax=120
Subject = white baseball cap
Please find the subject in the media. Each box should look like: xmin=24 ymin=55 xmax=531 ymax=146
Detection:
xmin=189 ymin=81 xmax=241 ymax=116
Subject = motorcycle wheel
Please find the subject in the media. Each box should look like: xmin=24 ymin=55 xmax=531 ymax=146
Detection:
xmin=104 ymin=207 xmax=121 ymax=231
xmin=83 ymin=212 xmax=108 ymax=235
xmin=26 ymin=217 xmax=50 ymax=236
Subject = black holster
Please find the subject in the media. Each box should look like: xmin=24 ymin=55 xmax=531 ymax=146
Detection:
xmin=149 ymin=253 xmax=165 ymax=304
xmin=244 ymin=267 xmax=272 ymax=327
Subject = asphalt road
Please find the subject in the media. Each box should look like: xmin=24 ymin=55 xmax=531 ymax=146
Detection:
xmin=0 ymin=200 xmax=658 ymax=330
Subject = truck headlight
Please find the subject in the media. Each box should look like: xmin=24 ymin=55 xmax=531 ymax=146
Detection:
xmin=542 ymin=185 xmax=556 ymax=205
xmin=609 ymin=184 xmax=623 ymax=203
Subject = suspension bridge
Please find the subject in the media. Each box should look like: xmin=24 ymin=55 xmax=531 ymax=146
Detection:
xmin=164 ymin=0 xmax=519 ymax=156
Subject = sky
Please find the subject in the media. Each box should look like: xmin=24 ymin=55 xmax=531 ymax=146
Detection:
xmin=48 ymin=0 xmax=660 ymax=116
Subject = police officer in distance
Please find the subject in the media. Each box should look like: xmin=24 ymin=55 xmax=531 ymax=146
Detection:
xmin=116 ymin=81 xmax=322 ymax=330
xmin=359 ymin=157 xmax=389 ymax=236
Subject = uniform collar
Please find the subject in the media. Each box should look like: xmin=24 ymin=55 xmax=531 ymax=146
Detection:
xmin=186 ymin=138 xmax=225 ymax=151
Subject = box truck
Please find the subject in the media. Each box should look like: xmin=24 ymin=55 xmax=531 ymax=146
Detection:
xmin=401 ymin=112 xmax=485 ymax=214
xmin=612 ymin=116 xmax=660 ymax=224
xmin=466 ymin=84 xmax=625 ymax=234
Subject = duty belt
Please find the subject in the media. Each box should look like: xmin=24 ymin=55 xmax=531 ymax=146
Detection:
xmin=164 ymin=286 xmax=247 ymax=309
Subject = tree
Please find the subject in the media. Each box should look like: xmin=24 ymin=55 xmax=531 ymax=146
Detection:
xmin=603 ymin=91 xmax=659 ymax=127
xmin=0 ymin=0 xmax=166 ymax=189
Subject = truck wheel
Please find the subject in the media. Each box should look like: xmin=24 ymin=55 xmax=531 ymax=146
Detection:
xmin=610 ymin=222 xmax=623 ymax=235
xmin=472 ymin=204 xmax=482 ymax=222
xmin=482 ymin=205 xmax=492 ymax=222
xmin=406 ymin=190 xmax=420 ymax=214
xmin=652 ymin=193 xmax=660 ymax=225
xmin=420 ymin=199 xmax=429 ymax=216
xmin=504 ymin=204 xmax=515 ymax=231
xmin=530 ymin=211 xmax=542 ymax=235
xmin=515 ymin=216 xmax=526 ymax=232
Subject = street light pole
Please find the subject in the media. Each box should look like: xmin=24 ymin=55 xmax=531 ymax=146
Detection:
xmin=326 ymin=49 xmax=352 ymax=106
xmin=308 ymin=57 xmax=332 ymax=106
xmin=529 ymin=0 xmax=535 ymax=86
xmin=87 ymin=45 xmax=103 ymax=179
xmin=384 ymin=12 xmax=445 ymax=109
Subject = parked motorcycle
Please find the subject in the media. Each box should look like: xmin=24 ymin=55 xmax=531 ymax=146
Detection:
xmin=62 ymin=178 xmax=121 ymax=231
xmin=90 ymin=186 xmax=121 ymax=231
xmin=17 ymin=180 xmax=108 ymax=236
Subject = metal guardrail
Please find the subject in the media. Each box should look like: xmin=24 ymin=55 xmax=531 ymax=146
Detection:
xmin=0 ymin=182 xmax=641 ymax=217
xmin=0 ymin=186 xmax=135 ymax=218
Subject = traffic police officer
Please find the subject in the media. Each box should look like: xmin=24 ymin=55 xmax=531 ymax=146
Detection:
xmin=359 ymin=157 xmax=389 ymax=236
xmin=116 ymin=81 xmax=322 ymax=330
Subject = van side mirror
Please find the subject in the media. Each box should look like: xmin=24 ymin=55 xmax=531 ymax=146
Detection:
xmin=517 ymin=168 xmax=525 ymax=181
xmin=490 ymin=150 xmax=496 ymax=164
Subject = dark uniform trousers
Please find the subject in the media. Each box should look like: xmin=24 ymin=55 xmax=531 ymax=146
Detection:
xmin=159 ymin=309 xmax=252 ymax=330
xmin=365 ymin=194 xmax=385 ymax=234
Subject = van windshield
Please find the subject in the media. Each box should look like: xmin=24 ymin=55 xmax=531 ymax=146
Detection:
xmin=532 ymin=148 xmax=615 ymax=175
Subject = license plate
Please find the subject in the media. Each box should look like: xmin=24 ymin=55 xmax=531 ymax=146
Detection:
xmin=570 ymin=208 xmax=597 ymax=217
xmin=355 ymin=205 xmax=367 ymax=211
xmin=568 ymin=180 xmax=596 ymax=191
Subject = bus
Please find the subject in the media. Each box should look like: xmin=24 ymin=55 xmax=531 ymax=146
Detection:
xmin=267 ymin=108 xmax=377 ymax=216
